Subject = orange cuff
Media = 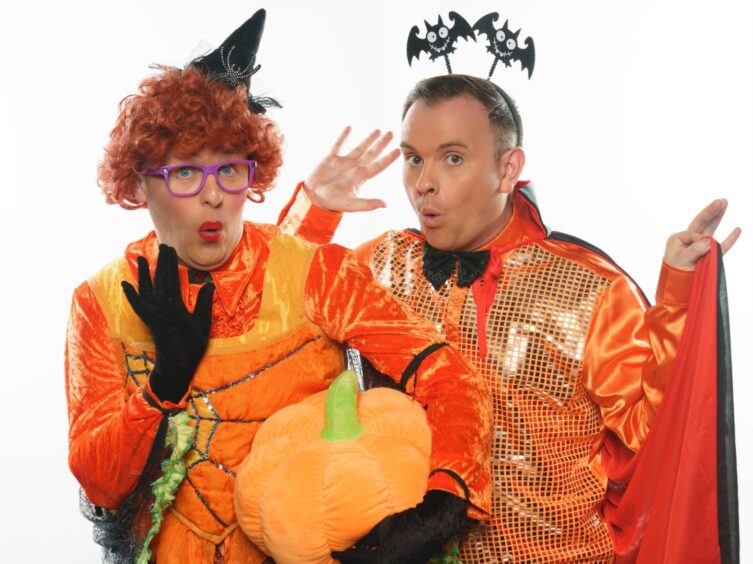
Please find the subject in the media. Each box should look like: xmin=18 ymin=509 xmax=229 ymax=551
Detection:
xmin=656 ymin=261 xmax=695 ymax=306
xmin=277 ymin=182 xmax=342 ymax=244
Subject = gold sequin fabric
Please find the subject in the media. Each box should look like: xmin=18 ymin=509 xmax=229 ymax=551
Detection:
xmin=369 ymin=230 xmax=614 ymax=563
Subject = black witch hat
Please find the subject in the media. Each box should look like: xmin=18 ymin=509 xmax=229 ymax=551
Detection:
xmin=189 ymin=9 xmax=280 ymax=114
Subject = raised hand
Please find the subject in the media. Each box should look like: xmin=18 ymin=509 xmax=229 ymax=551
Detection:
xmin=304 ymin=127 xmax=401 ymax=212
xmin=331 ymin=490 xmax=468 ymax=564
xmin=663 ymin=199 xmax=741 ymax=270
xmin=121 ymin=244 xmax=215 ymax=403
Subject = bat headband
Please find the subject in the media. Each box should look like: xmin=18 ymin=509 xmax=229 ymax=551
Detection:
xmin=407 ymin=12 xmax=476 ymax=74
xmin=188 ymin=9 xmax=280 ymax=114
xmin=407 ymin=11 xmax=535 ymax=79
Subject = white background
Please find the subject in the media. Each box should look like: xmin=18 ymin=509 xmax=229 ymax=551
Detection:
xmin=1 ymin=1 xmax=750 ymax=561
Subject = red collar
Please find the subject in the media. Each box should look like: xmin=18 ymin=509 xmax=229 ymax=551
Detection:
xmin=477 ymin=181 xmax=548 ymax=251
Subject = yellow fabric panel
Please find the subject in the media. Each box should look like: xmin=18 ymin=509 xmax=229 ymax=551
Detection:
xmin=88 ymin=258 xmax=153 ymax=350
xmin=87 ymin=233 xmax=319 ymax=353
xmin=251 ymin=233 xmax=317 ymax=341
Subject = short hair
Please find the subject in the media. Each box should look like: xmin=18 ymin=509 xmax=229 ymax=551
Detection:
xmin=98 ymin=66 xmax=283 ymax=209
xmin=402 ymin=74 xmax=523 ymax=157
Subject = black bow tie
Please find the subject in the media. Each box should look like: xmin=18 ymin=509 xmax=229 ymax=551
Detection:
xmin=422 ymin=243 xmax=491 ymax=290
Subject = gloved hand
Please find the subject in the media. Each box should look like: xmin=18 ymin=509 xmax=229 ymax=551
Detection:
xmin=332 ymin=490 xmax=468 ymax=564
xmin=121 ymin=244 xmax=214 ymax=403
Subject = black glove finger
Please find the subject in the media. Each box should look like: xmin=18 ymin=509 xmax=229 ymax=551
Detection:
xmin=331 ymin=548 xmax=380 ymax=564
xmin=154 ymin=244 xmax=181 ymax=303
xmin=193 ymin=282 xmax=215 ymax=334
xmin=136 ymin=255 xmax=153 ymax=296
xmin=121 ymin=281 xmax=149 ymax=322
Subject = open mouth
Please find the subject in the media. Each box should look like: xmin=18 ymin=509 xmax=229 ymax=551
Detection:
xmin=198 ymin=221 xmax=223 ymax=241
xmin=430 ymin=38 xmax=450 ymax=54
xmin=493 ymin=45 xmax=512 ymax=59
xmin=420 ymin=210 xmax=443 ymax=228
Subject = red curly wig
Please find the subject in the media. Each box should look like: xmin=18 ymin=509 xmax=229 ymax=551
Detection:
xmin=98 ymin=66 xmax=283 ymax=209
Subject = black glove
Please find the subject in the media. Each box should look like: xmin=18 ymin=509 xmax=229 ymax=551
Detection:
xmin=121 ymin=244 xmax=214 ymax=403
xmin=332 ymin=490 xmax=468 ymax=564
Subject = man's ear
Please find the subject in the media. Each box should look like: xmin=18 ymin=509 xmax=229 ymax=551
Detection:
xmin=133 ymin=176 xmax=148 ymax=206
xmin=498 ymin=147 xmax=526 ymax=194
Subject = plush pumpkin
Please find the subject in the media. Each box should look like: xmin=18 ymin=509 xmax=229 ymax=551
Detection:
xmin=234 ymin=370 xmax=432 ymax=563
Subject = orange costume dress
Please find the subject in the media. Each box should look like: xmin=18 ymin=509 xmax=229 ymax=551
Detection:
xmin=281 ymin=182 xmax=693 ymax=562
xmin=65 ymin=222 xmax=491 ymax=562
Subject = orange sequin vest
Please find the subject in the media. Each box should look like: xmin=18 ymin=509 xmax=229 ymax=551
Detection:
xmin=367 ymin=230 xmax=615 ymax=563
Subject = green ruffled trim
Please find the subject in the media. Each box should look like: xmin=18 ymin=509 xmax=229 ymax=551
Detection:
xmin=135 ymin=410 xmax=193 ymax=564
xmin=428 ymin=536 xmax=461 ymax=564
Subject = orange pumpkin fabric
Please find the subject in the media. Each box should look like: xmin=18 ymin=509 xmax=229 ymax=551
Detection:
xmin=281 ymin=182 xmax=693 ymax=562
xmin=65 ymin=222 xmax=490 ymax=562
xmin=235 ymin=371 xmax=432 ymax=562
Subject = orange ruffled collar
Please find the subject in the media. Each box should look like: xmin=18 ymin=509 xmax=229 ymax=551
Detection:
xmin=124 ymin=222 xmax=271 ymax=317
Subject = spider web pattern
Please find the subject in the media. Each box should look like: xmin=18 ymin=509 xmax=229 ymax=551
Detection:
xmin=125 ymin=337 xmax=322 ymax=528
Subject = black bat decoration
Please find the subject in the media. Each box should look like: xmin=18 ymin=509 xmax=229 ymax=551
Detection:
xmin=407 ymin=12 xmax=475 ymax=74
xmin=473 ymin=13 xmax=535 ymax=79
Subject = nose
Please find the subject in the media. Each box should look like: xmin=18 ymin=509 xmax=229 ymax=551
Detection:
xmin=415 ymin=163 xmax=437 ymax=195
xmin=200 ymin=172 xmax=223 ymax=207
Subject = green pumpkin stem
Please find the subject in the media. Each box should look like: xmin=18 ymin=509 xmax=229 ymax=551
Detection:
xmin=320 ymin=370 xmax=365 ymax=442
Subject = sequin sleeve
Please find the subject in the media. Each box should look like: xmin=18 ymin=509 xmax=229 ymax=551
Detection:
xmin=65 ymin=281 xmax=179 ymax=509
xmin=276 ymin=182 xmax=343 ymax=244
xmin=303 ymin=243 xmax=492 ymax=517
xmin=582 ymin=262 xmax=694 ymax=452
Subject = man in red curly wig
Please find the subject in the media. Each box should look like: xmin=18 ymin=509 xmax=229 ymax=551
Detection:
xmin=66 ymin=10 xmax=492 ymax=563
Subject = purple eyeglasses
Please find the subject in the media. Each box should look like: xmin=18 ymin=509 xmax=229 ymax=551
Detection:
xmin=141 ymin=159 xmax=257 ymax=197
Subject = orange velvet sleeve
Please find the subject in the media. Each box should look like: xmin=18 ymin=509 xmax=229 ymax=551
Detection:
xmin=276 ymin=182 xmax=343 ymax=244
xmin=303 ymin=244 xmax=492 ymax=518
xmin=583 ymin=263 xmax=694 ymax=452
xmin=65 ymin=282 xmax=184 ymax=509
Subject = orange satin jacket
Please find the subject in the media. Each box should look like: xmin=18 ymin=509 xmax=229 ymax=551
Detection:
xmin=66 ymin=222 xmax=491 ymax=563
xmin=281 ymin=182 xmax=693 ymax=563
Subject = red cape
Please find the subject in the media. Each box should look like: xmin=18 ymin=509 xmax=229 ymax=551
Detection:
xmin=602 ymin=243 xmax=739 ymax=563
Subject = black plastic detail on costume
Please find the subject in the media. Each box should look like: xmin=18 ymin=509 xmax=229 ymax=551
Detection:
xmin=407 ymin=12 xmax=476 ymax=73
xmin=715 ymin=244 xmax=740 ymax=563
xmin=473 ymin=13 xmax=535 ymax=79
xmin=188 ymin=9 xmax=280 ymax=114
xmin=429 ymin=468 xmax=471 ymax=501
xmin=547 ymin=231 xmax=651 ymax=307
xmin=80 ymin=414 xmax=170 ymax=563
xmin=400 ymin=342 xmax=449 ymax=390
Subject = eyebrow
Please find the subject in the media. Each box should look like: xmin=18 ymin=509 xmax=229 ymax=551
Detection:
xmin=400 ymin=141 xmax=469 ymax=151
